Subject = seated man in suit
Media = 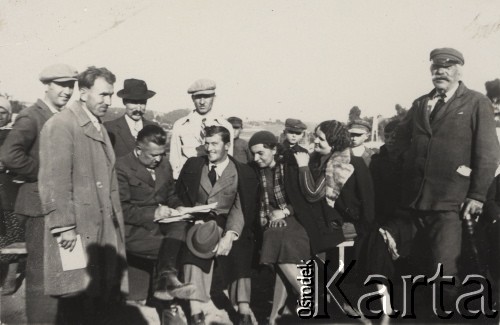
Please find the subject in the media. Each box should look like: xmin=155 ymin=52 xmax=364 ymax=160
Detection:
xmin=116 ymin=125 xmax=195 ymax=301
xmin=176 ymin=125 xmax=259 ymax=325
xmin=105 ymin=78 xmax=157 ymax=157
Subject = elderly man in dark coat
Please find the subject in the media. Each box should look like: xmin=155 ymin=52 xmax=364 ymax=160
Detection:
xmin=0 ymin=63 xmax=77 ymax=323
xmin=395 ymin=48 xmax=500 ymax=310
xmin=105 ymin=78 xmax=158 ymax=157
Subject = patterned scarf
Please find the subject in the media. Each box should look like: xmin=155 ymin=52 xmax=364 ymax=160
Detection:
xmin=325 ymin=148 xmax=354 ymax=208
xmin=259 ymin=163 xmax=287 ymax=224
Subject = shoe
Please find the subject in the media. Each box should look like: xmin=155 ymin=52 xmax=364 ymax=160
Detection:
xmin=238 ymin=313 xmax=253 ymax=325
xmin=154 ymin=272 xmax=197 ymax=301
xmin=190 ymin=312 xmax=205 ymax=325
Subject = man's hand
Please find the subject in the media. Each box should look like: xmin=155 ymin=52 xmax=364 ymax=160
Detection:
xmin=461 ymin=198 xmax=483 ymax=220
xmin=294 ymin=152 xmax=310 ymax=167
xmin=156 ymin=205 xmax=175 ymax=218
xmin=270 ymin=209 xmax=286 ymax=221
xmin=58 ymin=229 xmax=77 ymax=251
xmin=215 ymin=232 xmax=237 ymax=256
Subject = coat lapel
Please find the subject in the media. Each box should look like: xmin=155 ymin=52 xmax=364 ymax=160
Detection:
xmin=431 ymin=82 xmax=466 ymax=125
xmin=209 ymin=161 xmax=237 ymax=198
xmin=419 ymin=95 xmax=433 ymax=135
xmin=116 ymin=116 xmax=136 ymax=153
xmin=200 ymin=165 xmax=212 ymax=196
xmin=35 ymin=99 xmax=57 ymax=121
xmin=71 ymin=102 xmax=106 ymax=144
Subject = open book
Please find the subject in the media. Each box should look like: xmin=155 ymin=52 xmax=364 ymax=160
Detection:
xmin=154 ymin=202 xmax=218 ymax=223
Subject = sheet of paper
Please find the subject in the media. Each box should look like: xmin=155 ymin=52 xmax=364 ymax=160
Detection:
xmin=57 ymin=234 xmax=87 ymax=271
xmin=169 ymin=202 xmax=218 ymax=216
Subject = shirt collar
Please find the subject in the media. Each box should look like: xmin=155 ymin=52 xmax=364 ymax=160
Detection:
xmin=125 ymin=113 xmax=142 ymax=128
xmin=80 ymin=103 xmax=101 ymax=131
xmin=434 ymin=82 xmax=459 ymax=102
xmin=208 ymin=156 xmax=230 ymax=178
xmin=42 ymin=98 xmax=62 ymax=115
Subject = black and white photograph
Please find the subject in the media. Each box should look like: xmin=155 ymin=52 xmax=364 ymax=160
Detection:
xmin=1 ymin=1 xmax=500 ymax=324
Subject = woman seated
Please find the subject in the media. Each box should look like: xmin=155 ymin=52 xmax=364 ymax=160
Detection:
xmin=248 ymin=131 xmax=311 ymax=324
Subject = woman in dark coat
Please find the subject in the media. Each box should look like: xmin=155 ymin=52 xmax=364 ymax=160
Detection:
xmin=248 ymin=131 xmax=311 ymax=324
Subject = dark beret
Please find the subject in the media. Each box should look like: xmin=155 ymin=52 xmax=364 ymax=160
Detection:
xmin=285 ymin=118 xmax=307 ymax=132
xmin=430 ymin=48 xmax=464 ymax=66
xmin=384 ymin=120 xmax=400 ymax=134
xmin=248 ymin=131 xmax=277 ymax=148
xmin=485 ymin=79 xmax=500 ymax=100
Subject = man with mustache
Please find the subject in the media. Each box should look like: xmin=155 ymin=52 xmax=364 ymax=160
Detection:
xmin=0 ymin=63 xmax=77 ymax=323
xmin=394 ymin=48 xmax=500 ymax=316
xmin=105 ymin=78 xmax=158 ymax=158
xmin=169 ymin=79 xmax=234 ymax=180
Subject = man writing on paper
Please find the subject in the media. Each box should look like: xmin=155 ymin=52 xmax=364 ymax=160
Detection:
xmin=38 ymin=66 xmax=128 ymax=323
xmin=116 ymin=124 xmax=196 ymax=301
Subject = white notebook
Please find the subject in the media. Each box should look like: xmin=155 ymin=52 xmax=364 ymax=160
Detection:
xmin=57 ymin=234 xmax=87 ymax=271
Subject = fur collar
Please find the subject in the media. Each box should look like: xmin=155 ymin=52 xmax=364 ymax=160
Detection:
xmin=325 ymin=148 xmax=354 ymax=207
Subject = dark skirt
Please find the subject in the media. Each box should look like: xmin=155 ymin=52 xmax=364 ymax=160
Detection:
xmin=260 ymin=216 xmax=310 ymax=265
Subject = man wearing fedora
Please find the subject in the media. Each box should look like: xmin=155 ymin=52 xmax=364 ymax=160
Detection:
xmin=105 ymin=78 xmax=158 ymax=158
xmin=395 ymin=48 xmax=500 ymax=315
xmin=176 ymin=125 xmax=259 ymax=325
xmin=0 ymin=63 xmax=77 ymax=323
xmin=169 ymin=79 xmax=234 ymax=180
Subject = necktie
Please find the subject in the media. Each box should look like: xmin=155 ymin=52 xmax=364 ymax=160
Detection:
xmin=200 ymin=118 xmax=207 ymax=141
xmin=429 ymin=94 xmax=446 ymax=122
xmin=133 ymin=122 xmax=141 ymax=138
xmin=208 ymin=165 xmax=217 ymax=186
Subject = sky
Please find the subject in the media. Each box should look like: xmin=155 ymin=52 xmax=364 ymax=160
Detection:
xmin=1 ymin=0 xmax=499 ymax=123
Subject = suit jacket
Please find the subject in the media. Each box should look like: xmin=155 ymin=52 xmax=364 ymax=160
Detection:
xmin=0 ymin=99 xmax=55 ymax=216
xmin=176 ymin=155 xmax=259 ymax=272
xmin=116 ymin=152 xmax=183 ymax=258
xmin=38 ymin=101 xmax=128 ymax=296
xmin=395 ymin=82 xmax=500 ymax=211
xmin=104 ymin=115 xmax=157 ymax=158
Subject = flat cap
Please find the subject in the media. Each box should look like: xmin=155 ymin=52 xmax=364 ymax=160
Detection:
xmin=430 ymin=48 xmax=464 ymax=66
xmin=248 ymin=131 xmax=278 ymax=148
xmin=187 ymin=79 xmax=216 ymax=96
xmin=0 ymin=96 xmax=11 ymax=113
xmin=39 ymin=63 xmax=78 ymax=83
xmin=227 ymin=117 xmax=243 ymax=128
xmin=348 ymin=119 xmax=371 ymax=134
xmin=485 ymin=79 xmax=500 ymax=100
xmin=285 ymin=118 xmax=307 ymax=132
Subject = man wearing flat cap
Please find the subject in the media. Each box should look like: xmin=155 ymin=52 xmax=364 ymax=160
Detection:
xmin=227 ymin=116 xmax=253 ymax=163
xmin=485 ymin=78 xmax=500 ymax=117
xmin=279 ymin=118 xmax=309 ymax=165
xmin=348 ymin=119 xmax=377 ymax=166
xmin=0 ymin=63 xmax=77 ymax=323
xmin=169 ymin=79 xmax=234 ymax=179
xmin=394 ymin=47 xmax=500 ymax=313
xmin=105 ymin=78 xmax=158 ymax=157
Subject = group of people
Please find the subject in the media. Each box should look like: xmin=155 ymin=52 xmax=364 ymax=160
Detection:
xmin=0 ymin=46 xmax=499 ymax=325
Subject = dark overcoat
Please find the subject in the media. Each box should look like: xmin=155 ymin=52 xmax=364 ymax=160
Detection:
xmin=116 ymin=152 xmax=183 ymax=258
xmin=395 ymin=82 xmax=500 ymax=211
xmin=176 ymin=156 xmax=259 ymax=279
xmin=0 ymin=99 xmax=54 ymax=216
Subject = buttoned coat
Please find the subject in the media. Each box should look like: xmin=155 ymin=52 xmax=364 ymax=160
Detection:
xmin=0 ymin=99 xmax=55 ymax=216
xmin=395 ymin=82 xmax=500 ymax=211
xmin=176 ymin=156 xmax=259 ymax=275
xmin=116 ymin=152 xmax=182 ymax=257
xmin=38 ymin=101 xmax=128 ymax=296
xmin=104 ymin=115 xmax=157 ymax=158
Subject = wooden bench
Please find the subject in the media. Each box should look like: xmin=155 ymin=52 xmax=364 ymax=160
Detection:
xmin=0 ymin=242 xmax=27 ymax=255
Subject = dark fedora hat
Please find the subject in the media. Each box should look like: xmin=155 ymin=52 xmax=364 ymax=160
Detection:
xmin=117 ymin=78 xmax=156 ymax=100
xmin=186 ymin=220 xmax=221 ymax=259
